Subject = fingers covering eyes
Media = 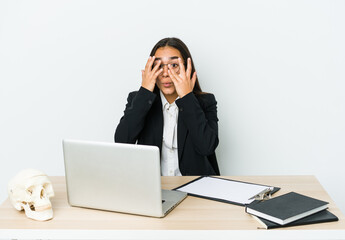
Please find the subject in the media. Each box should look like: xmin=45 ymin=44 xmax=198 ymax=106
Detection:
xmin=186 ymin=58 xmax=192 ymax=79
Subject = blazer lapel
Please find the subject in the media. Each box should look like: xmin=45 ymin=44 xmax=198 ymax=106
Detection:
xmin=152 ymin=91 xmax=163 ymax=151
xmin=177 ymin=115 xmax=188 ymax=160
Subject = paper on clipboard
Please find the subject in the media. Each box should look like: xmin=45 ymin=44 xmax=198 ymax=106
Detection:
xmin=175 ymin=176 xmax=276 ymax=205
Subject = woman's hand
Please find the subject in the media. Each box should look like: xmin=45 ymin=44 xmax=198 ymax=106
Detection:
xmin=168 ymin=57 xmax=197 ymax=98
xmin=141 ymin=56 xmax=163 ymax=92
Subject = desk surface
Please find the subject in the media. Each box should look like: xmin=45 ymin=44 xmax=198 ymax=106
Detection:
xmin=1 ymin=176 xmax=345 ymax=239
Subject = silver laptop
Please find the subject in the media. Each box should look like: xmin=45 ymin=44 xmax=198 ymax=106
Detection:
xmin=62 ymin=139 xmax=187 ymax=217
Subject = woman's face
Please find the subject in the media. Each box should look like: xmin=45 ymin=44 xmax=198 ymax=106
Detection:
xmin=153 ymin=46 xmax=183 ymax=99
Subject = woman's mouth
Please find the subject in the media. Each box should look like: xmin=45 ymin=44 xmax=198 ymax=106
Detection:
xmin=162 ymin=82 xmax=173 ymax=88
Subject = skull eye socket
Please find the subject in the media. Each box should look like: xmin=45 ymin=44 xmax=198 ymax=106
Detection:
xmin=40 ymin=189 xmax=45 ymax=199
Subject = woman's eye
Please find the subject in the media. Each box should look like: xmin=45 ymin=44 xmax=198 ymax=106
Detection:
xmin=171 ymin=63 xmax=178 ymax=68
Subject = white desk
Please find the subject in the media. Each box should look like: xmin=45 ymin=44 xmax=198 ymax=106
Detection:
xmin=1 ymin=176 xmax=345 ymax=239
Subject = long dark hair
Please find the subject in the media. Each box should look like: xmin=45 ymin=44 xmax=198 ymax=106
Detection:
xmin=149 ymin=37 xmax=203 ymax=95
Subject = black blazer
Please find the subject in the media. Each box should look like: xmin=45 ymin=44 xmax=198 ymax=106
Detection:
xmin=114 ymin=87 xmax=220 ymax=176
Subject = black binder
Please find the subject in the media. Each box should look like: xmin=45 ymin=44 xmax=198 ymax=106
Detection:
xmin=253 ymin=209 xmax=338 ymax=229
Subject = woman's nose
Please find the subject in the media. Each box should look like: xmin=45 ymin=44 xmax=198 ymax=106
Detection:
xmin=162 ymin=65 xmax=169 ymax=76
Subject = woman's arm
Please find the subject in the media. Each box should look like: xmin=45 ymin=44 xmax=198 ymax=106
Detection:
xmin=175 ymin=92 xmax=219 ymax=156
xmin=115 ymin=56 xmax=162 ymax=143
xmin=114 ymin=87 xmax=157 ymax=143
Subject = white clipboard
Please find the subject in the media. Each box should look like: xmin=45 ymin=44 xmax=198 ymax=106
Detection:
xmin=174 ymin=176 xmax=280 ymax=206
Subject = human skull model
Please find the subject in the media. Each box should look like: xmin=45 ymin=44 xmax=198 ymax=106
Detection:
xmin=8 ymin=169 xmax=55 ymax=221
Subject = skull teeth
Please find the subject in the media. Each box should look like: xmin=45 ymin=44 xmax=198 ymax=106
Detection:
xmin=23 ymin=203 xmax=53 ymax=221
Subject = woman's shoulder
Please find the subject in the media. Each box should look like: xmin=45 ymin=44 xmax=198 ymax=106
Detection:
xmin=194 ymin=92 xmax=217 ymax=110
xmin=128 ymin=90 xmax=139 ymax=97
xmin=127 ymin=87 xmax=156 ymax=101
xmin=195 ymin=92 xmax=217 ymax=104
xmin=125 ymin=90 xmax=138 ymax=103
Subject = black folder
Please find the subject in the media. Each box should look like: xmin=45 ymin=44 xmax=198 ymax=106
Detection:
xmin=253 ymin=209 xmax=338 ymax=229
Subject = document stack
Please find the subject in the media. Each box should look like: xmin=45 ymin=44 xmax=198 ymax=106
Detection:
xmin=245 ymin=192 xmax=338 ymax=229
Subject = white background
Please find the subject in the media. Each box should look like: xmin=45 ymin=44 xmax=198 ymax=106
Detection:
xmin=1 ymin=0 xmax=344 ymax=214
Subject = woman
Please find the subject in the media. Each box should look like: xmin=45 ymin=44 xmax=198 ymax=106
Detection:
xmin=115 ymin=37 xmax=220 ymax=176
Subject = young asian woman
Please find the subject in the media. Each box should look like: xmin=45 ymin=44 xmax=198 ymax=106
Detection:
xmin=114 ymin=37 xmax=220 ymax=176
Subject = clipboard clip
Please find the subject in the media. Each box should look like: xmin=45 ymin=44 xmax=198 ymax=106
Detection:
xmin=248 ymin=187 xmax=273 ymax=201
